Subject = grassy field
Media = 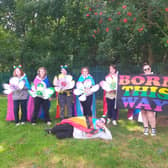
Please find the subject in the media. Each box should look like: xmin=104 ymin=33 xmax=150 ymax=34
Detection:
xmin=0 ymin=96 xmax=168 ymax=168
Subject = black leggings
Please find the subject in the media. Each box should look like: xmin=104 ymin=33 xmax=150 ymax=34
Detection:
xmin=31 ymin=97 xmax=50 ymax=123
xmin=81 ymin=95 xmax=93 ymax=117
xmin=106 ymin=98 xmax=117 ymax=120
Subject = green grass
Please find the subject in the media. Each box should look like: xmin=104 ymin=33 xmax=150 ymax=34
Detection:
xmin=0 ymin=96 xmax=168 ymax=168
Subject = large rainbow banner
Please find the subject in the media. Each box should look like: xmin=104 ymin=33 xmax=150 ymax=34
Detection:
xmin=117 ymin=75 xmax=168 ymax=112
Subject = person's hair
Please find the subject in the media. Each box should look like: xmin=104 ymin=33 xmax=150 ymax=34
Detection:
xmin=142 ymin=62 xmax=151 ymax=70
xmin=60 ymin=65 xmax=70 ymax=74
xmin=109 ymin=64 xmax=117 ymax=72
xmin=100 ymin=117 xmax=107 ymax=124
xmin=37 ymin=67 xmax=47 ymax=77
xmin=13 ymin=68 xmax=24 ymax=77
xmin=81 ymin=67 xmax=89 ymax=74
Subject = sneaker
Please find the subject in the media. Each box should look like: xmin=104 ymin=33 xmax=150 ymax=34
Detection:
xmin=45 ymin=128 xmax=52 ymax=134
xmin=16 ymin=123 xmax=20 ymax=126
xmin=112 ymin=120 xmax=117 ymax=126
xmin=144 ymin=127 xmax=149 ymax=135
xmin=151 ymin=128 xmax=156 ymax=136
xmin=46 ymin=121 xmax=52 ymax=126
xmin=21 ymin=122 xmax=25 ymax=125
xmin=107 ymin=118 xmax=111 ymax=124
xmin=32 ymin=123 xmax=36 ymax=126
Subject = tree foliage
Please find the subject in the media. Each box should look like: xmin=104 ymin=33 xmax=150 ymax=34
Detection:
xmin=84 ymin=0 xmax=168 ymax=66
xmin=0 ymin=0 xmax=167 ymax=73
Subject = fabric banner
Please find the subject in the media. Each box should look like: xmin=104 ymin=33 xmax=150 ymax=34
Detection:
xmin=117 ymin=75 xmax=168 ymax=112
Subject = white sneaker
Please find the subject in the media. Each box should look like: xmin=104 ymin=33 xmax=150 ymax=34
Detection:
xmin=16 ymin=123 xmax=20 ymax=126
xmin=32 ymin=123 xmax=36 ymax=126
xmin=47 ymin=121 xmax=52 ymax=126
xmin=112 ymin=120 xmax=117 ymax=126
xmin=21 ymin=122 xmax=25 ymax=125
xmin=144 ymin=127 xmax=149 ymax=135
xmin=151 ymin=128 xmax=156 ymax=136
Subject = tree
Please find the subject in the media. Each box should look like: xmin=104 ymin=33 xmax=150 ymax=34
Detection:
xmin=84 ymin=0 xmax=168 ymax=66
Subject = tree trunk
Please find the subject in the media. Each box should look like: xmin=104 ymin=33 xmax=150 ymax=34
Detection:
xmin=148 ymin=43 xmax=154 ymax=65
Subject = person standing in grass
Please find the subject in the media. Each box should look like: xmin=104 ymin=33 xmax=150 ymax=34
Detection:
xmin=31 ymin=67 xmax=52 ymax=125
xmin=75 ymin=67 xmax=97 ymax=118
xmin=53 ymin=65 xmax=75 ymax=120
xmin=141 ymin=63 xmax=156 ymax=136
xmin=6 ymin=65 xmax=30 ymax=126
xmin=100 ymin=64 xmax=118 ymax=126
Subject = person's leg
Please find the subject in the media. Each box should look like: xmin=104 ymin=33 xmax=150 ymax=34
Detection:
xmin=147 ymin=111 xmax=156 ymax=136
xmin=81 ymin=95 xmax=93 ymax=117
xmin=13 ymin=100 xmax=19 ymax=124
xmin=81 ymin=100 xmax=88 ymax=116
xmin=147 ymin=111 xmax=156 ymax=128
xmin=111 ymin=99 xmax=118 ymax=125
xmin=141 ymin=110 xmax=149 ymax=135
xmin=66 ymin=95 xmax=73 ymax=118
xmin=50 ymin=123 xmax=73 ymax=139
xmin=106 ymin=98 xmax=112 ymax=119
xmin=42 ymin=99 xmax=51 ymax=122
xmin=85 ymin=95 xmax=93 ymax=117
xmin=58 ymin=94 xmax=66 ymax=119
xmin=20 ymin=99 xmax=27 ymax=123
xmin=141 ymin=110 xmax=149 ymax=127
xmin=31 ymin=97 xmax=41 ymax=123
xmin=111 ymin=99 xmax=117 ymax=120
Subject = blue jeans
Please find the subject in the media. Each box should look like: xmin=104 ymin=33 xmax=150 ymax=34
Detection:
xmin=13 ymin=99 xmax=27 ymax=123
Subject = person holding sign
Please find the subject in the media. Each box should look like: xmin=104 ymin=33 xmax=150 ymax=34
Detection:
xmin=4 ymin=65 xmax=30 ymax=125
xmin=53 ymin=65 xmax=75 ymax=119
xmin=100 ymin=64 xmax=118 ymax=125
xmin=141 ymin=63 xmax=156 ymax=136
xmin=74 ymin=67 xmax=99 ymax=117
xmin=31 ymin=67 xmax=54 ymax=125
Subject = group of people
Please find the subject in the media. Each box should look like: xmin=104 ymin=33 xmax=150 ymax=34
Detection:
xmin=5 ymin=66 xmax=53 ymax=126
xmin=4 ymin=62 xmax=157 ymax=140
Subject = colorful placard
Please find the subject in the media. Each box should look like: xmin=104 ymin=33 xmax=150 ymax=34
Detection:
xmin=117 ymin=75 xmax=168 ymax=112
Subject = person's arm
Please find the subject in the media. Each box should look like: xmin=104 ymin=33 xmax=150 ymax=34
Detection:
xmin=53 ymin=76 xmax=58 ymax=86
xmin=99 ymin=126 xmax=112 ymax=140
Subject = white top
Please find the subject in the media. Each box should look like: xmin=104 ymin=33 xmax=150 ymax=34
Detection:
xmin=73 ymin=126 xmax=112 ymax=140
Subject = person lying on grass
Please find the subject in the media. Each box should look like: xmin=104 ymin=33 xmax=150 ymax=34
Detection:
xmin=45 ymin=116 xmax=112 ymax=140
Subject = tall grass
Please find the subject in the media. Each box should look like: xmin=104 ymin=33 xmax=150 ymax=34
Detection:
xmin=0 ymin=96 xmax=168 ymax=168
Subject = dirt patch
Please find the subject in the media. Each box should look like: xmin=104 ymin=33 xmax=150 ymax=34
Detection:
xmin=157 ymin=116 xmax=168 ymax=127
xmin=13 ymin=161 xmax=38 ymax=168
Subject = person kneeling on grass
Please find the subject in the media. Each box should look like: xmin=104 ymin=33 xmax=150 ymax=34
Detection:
xmin=45 ymin=116 xmax=112 ymax=140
